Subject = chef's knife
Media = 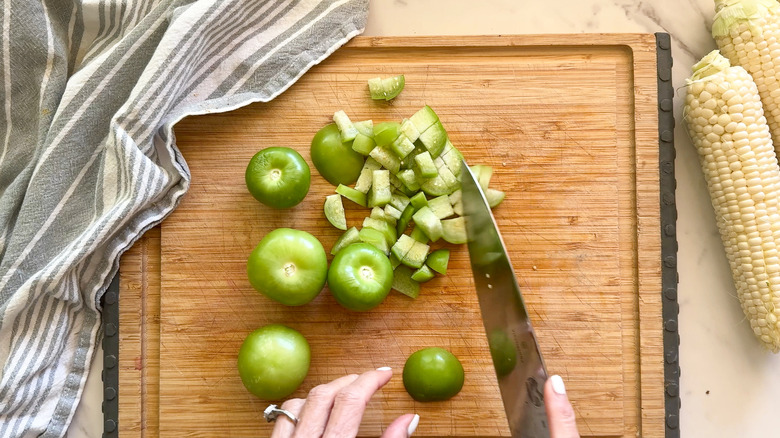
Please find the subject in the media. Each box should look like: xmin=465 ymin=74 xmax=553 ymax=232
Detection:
xmin=460 ymin=161 xmax=549 ymax=437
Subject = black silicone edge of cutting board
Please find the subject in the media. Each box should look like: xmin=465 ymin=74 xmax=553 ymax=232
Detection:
xmin=101 ymin=273 xmax=119 ymax=437
xmin=655 ymin=32 xmax=680 ymax=438
xmin=99 ymin=36 xmax=683 ymax=437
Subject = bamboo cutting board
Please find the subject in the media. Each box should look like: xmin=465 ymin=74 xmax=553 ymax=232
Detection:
xmin=118 ymin=34 xmax=666 ymax=437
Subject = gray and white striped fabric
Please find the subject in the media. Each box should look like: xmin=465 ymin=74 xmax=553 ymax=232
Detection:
xmin=0 ymin=0 xmax=368 ymax=436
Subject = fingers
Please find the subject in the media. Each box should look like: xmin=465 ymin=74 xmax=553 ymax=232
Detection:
xmin=322 ymin=367 xmax=394 ymax=437
xmin=544 ymin=375 xmax=580 ymax=438
xmin=270 ymin=398 xmax=305 ymax=438
xmin=381 ymin=413 xmax=420 ymax=438
xmin=292 ymin=374 xmax=360 ymax=438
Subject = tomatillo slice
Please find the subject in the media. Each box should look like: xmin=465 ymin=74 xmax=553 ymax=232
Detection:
xmin=311 ymin=123 xmax=364 ymax=186
xmin=237 ymin=324 xmax=310 ymax=400
xmin=328 ymin=243 xmax=393 ymax=311
xmin=403 ymin=347 xmax=464 ymax=402
xmin=245 ymin=147 xmax=311 ymax=209
xmin=248 ymin=228 xmax=328 ymax=306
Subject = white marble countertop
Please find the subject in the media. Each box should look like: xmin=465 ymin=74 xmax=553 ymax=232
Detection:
xmin=68 ymin=0 xmax=780 ymax=436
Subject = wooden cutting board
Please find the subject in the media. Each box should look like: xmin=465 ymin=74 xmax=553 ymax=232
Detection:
xmin=117 ymin=34 xmax=664 ymax=437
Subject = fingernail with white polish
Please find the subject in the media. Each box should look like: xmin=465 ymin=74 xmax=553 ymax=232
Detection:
xmin=550 ymin=375 xmax=566 ymax=395
xmin=376 ymin=366 xmax=392 ymax=371
xmin=407 ymin=414 xmax=420 ymax=436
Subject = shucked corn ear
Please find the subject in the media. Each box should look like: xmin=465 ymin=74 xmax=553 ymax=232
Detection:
xmin=684 ymin=50 xmax=780 ymax=352
xmin=713 ymin=0 xmax=780 ymax=153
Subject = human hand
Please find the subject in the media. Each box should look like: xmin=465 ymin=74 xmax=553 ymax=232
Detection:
xmin=544 ymin=375 xmax=580 ymax=438
xmin=270 ymin=367 xmax=419 ymax=438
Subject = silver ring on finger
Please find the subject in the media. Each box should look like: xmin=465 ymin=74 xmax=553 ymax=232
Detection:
xmin=264 ymin=404 xmax=299 ymax=425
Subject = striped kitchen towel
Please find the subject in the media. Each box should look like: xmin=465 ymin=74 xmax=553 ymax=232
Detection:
xmin=0 ymin=0 xmax=368 ymax=436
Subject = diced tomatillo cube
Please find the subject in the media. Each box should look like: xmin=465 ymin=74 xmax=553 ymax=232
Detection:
xmin=359 ymin=227 xmax=390 ymax=254
xmin=391 ymin=135 xmax=416 ymax=159
xmin=331 ymin=227 xmax=360 ymax=255
xmin=486 ymin=188 xmax=506 ymax=208
xmin=410 ymin=105 xmax=439 ymax=133
xmin=381 ymin=75 xmax=405 ymax=101
xmin=412 ymin=206 xmax=442 ymax=242
xmin=392 ymin=266 xmax=420 ymax=298
xmin=448 ymin=189 xmax=462 ymax=205
xmin=402 ymin=240 xmax=430 ymax=269
xmin=384 ymin=204 xmax=402 ymax=221
xmin=418 ymin=121 xmax=448 ymax=158
xmin=411 ymin=265 xmax=435 ymax=283
xmin=324 ymin=194 xmax=347 ymax=230
xmin=390 ymin=193 xmax=411 ymax=212
xmin=409 ymin=226 xmax=430 ymax=244
xmin=396 ymin=204 xmax=415 ymax=234
xmin=391 ymin=234 xmax=417 ymax=261
xmin=428 ymin=195 xmax=454 ymax=219
xmin=441 ymin=216 xmax=467 ymax=244
xmin=440 ymin=140 xmax=464 ymax=176
xmin=470 ymin=165 xmax=493 ymax=191
xmin=415 ymin=151 xmax=438 ymax=178
xmin=371 ymin=206 xmax=395 ymax=225
xmin=389 ymin=173 xmax=404 ymax=191
xmin=368 ymin=170 xmax=392 ymax=207
xmin=373 ymin=122 xmax=401 ymax=147
xmin=354 ymin=158 xmax=382 ymax=194
xmin=400 ymin=118 xmax=421 ymax=142
xmin=354 ymin=119 xmax=374 ymax=137
xmin=421 ymin=165 xmax=458 ymax=197
xmin=363 ymin=217 xmax=397 ymax=247
xmin=369 ymin=146 xmax=401 ymax=174
xmin=336 ymin=184 xmax=367 ymax=207
xmin=409 ymin=192 xmax=428 ymax=209
xmin=352 ymin=132 xmax=376 ymax=156
xmin=333 ymin=110 xmax=359 ymax=142
xmin=397 ymin=169 xmax=421 ymax=192
xmin=426 ymin=248 xmax=450 ymax=275
xmin=389 ymin=253 xmax=401 ymax=269
xmin=368 ymin=77 xmax=385 ymax=100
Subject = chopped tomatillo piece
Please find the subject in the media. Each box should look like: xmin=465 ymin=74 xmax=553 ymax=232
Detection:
xmin=411 ymin=265 xmax=435 ymax=283
xmin=409 ymin=192 xmax=428 ymax=209
xmin=402 ymin=239 xmax=430 ymax=269
xmin=412 ymin=206 xmax=443 ymax=242
xmin=353 ymin=120 xmax=374 ymax=137
xmin=428 ymin=195 xmax=454 ymax=219
xmin=331 ymin=227 xmax=360 ymax=255
xmin=397 ymin=169 xmax=421 ymax=192
xmin=418 ymin=121 xmax=448 ymax=158
xmin=415 ymin=151 xmax=438 ymax=178
xmin=362 ymin=217 xmax=397 ymax=247
xmin=426 ymin=248 xmax=450 ymax=275
xmin=352 ymin=132 xmax=376 ymax=156
xmin=396 ymin=204 xmax=415 ymax=234
xmin=368 ymin=77 xmax=385 ymax=100
xmin=373 ymin=122 xmax=401 ymax=147
xmin=391 ymin=234 xmax=417 ymax=262
xmin=485 ymin=188 xmax=506 ymax=208
xmin=336 ymin=184 xmax=367 ymax=207
xmin=392 ymin=265 xmax=420 ymax=298
xmin=324 ymin=194 xmax=347 ymax=230
xmin=400 ymin=118 xmax=421 ymax=142
xmin=384 ymin=204 xmax=402 ymax=221
xmin=391 ymin=135 xmax=416 ymax=159
xmin=441 ymin=217 xmax=467 ymax=244
xmin=409 ymin=226 xmax=430 ymax=244
xmin=333 ymin=110 xmax=359 ymax=142
xmin=354 ymin=158 xmax=382 ymax=194
xmin=368 ymin=170 xmax=392 ymax=207
xmin=369 ymin=146 xmax=401 ymax=174
xmin=359 ymin=227 xmax=390 ymax=254
xmin=410 ymin=105 xmax=439 ymax=133
xmin=381 ymin=75 xmax=405 ymax=101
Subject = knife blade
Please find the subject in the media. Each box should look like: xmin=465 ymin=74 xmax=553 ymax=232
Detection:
xmin=460 ymin=160 xmax=549 ymax=438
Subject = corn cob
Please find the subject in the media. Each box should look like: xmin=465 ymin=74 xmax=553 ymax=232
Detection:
xmin=713 ymin=0 xmax=780 ymax=153
xmin=684 ymin=50 xmax=780 ymax=352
